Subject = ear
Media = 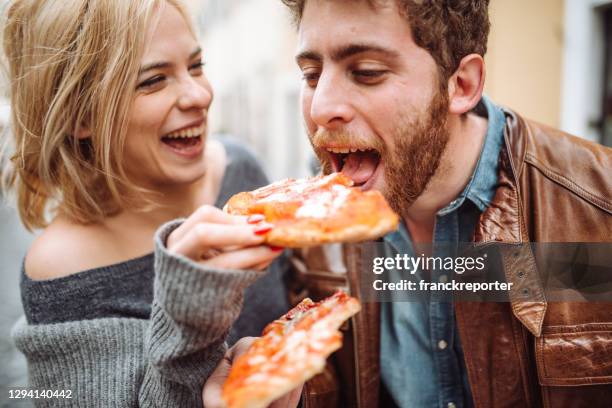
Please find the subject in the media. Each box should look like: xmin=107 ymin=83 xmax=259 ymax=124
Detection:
xmin=447 ymin=54 xmax=485 ymax=115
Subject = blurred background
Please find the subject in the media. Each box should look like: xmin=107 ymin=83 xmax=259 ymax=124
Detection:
xmin=1 ymin=0 xmax=612 ymax=406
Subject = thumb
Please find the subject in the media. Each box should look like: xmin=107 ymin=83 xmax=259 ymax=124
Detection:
xmin=202 ymin=354 xmax=232 ymax=408
xmin=203 ymin=337 xmax=257 ymax=408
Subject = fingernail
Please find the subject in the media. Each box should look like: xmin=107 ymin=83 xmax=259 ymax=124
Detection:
xmin=269 ymin=246 xmax=284 ymax=252
xmin=247 ymin=214 xmax=265 ymax=224
xmin=254 ymin=224 xmax=273 ymax=235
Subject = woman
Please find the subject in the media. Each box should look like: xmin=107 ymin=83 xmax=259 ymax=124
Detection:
xmin=2 ymin=0 xmax=289 ymax=405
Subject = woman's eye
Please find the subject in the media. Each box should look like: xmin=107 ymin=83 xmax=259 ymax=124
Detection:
xmin=189 ymin=61 xmax=205 ymax=73
xmin=137 ymin=75 xmax=166 ymax=90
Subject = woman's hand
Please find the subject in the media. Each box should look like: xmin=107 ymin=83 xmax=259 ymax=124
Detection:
xmin=166 ymin=205 xmax=282 ymax=270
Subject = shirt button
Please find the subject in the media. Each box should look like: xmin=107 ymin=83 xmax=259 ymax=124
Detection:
xmin=438 ymin=340 xmax=448 ymax=350
xmin=439 ymin=274 xmax=448 ymax=283
xmin=447 ymin=403 xmax=456 ymax=408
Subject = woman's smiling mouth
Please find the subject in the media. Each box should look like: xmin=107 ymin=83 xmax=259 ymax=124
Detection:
xmin=161 ymin=122 xmax=206 ymax=158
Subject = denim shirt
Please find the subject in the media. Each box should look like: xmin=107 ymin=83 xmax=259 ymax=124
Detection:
xmin=379 ymin=96 xmax=506 ymax=408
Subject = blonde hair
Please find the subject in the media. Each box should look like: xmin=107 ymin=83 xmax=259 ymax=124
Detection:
xmin=1 ymin=0 xmax=194 ymax=230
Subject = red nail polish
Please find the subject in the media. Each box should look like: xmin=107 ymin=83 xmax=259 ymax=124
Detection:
xmin=254 ymin=225 xmax=272 ymax=235
xmin=269 ymin=246 xmax=284 ymax=252
xmin=247 ymin=214 xmax=265 ymax=224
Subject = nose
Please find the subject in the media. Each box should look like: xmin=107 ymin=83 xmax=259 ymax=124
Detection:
xmin=177 ymin=75 xmax=213 ymax=111
xmin=309 ymin=70 xmax=354 ymax=129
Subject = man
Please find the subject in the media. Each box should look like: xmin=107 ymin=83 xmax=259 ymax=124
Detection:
xmin=205 ymin=0 xmax=612 ymax=407
xmin=283 ymin=0 xmax=611 ymax=407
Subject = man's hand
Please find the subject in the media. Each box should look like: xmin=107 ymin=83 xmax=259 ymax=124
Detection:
xmin=203 ymin=337 xmax=303 ymax=408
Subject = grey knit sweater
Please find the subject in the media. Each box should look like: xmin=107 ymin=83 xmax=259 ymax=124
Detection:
xmin=12 ymin=220 xmax=260 ymax=407
xmin=11 ymin=139 xmax=287 ymax=407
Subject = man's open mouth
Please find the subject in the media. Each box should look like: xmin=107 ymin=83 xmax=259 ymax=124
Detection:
xmin=325 ymin=147 xmax=382 ymax=186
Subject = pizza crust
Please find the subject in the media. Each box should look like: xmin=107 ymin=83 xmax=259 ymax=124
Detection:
xmin=264 ymin=215 xmax=398 ymax=247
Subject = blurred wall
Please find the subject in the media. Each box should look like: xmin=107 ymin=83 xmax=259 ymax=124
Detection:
xmin=198 ymin=0 xmax=310 ymax=180
xmin=560 ymin=0 xmax=612 ymax=142
xmin=486 ymin=0 xmax=565 ymax=128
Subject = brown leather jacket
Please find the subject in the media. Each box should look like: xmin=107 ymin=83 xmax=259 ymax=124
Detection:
xmin=289 ymin=109 xmax=612 ymax=408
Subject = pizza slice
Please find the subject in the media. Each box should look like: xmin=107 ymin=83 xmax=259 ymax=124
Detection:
xmin=224 ymin=172 xmax=399 ymax=247
xmin=222 ymin=291 xmax=361 ymax=408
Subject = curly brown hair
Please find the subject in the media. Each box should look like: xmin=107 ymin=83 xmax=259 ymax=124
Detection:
xmin=280 ymin=0 xmax=490 ymax=82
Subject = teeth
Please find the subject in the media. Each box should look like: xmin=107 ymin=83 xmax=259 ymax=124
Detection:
xmin=326 ymin=147 xmax=374 ymax=154
xmin=327 ymin=147 xmax=350 ymax=154
xmin=165 ymin=123 xmax=206 ymax=139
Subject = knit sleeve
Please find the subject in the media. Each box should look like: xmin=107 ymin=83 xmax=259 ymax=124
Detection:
xmin=139 ymin=219 xmax=262 ymax=406
xmin=12 ymin=219 xmax=262 ymax=407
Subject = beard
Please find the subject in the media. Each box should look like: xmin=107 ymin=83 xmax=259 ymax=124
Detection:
xmin=384 ymin=88 xmax=450 ymax=214
xmin=310 ymin=86 xmax=450 ymax=216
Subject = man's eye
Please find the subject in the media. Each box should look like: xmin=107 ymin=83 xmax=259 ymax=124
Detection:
xmin=137 ymin=75 xmax=166 ymax=90
xmin=353 ymin=70 xmax=387 ymax=84
xmin=302 ymin=72 xmax=320 ymax=87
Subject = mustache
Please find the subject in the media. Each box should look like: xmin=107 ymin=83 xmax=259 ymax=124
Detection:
xmin=311 ymin=128 xmax=385 ymax=153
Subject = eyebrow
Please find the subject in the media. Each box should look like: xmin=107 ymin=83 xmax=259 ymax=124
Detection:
xmin=138 ymin=47 xmax=202 ymax=75
xmin=296 ymin=43 xmax=400 ymax=64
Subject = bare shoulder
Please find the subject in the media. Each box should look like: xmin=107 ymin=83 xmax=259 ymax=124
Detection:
xmin=25 ymin=217 xmax=116 ymax=281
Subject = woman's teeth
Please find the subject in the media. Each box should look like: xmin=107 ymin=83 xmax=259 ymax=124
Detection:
xmin=164 ymin=123 xmax=206 ymax=139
